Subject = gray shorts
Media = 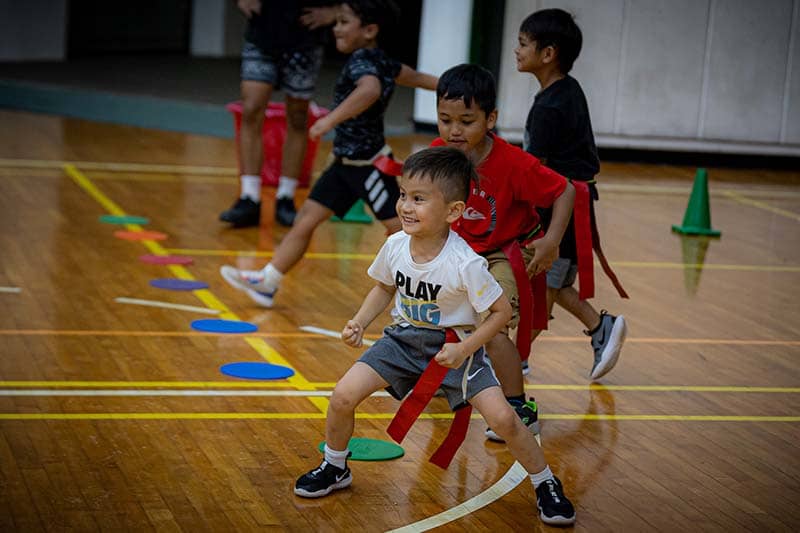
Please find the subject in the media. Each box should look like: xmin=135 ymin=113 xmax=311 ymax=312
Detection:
xmin=546 ymin=257 xmax=578 ymax=289
xmin=358 ymin=325 xmax=500 ymax=410
xmin=241 ymin=40 xmax=323 ymax=99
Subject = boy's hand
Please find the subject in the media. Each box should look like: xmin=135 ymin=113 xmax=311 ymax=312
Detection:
xmin=341 ymin=320 xmax=364 ymax=347
xmin=525 ymin=236 xmax=558 ymax=276
xmin=299 ymin=6 xmax=336 ymax=29
xmin=434 ymin=342 xmax=470 ymax=369
xmin=237 ymin=0 xmax=261 ymax=18
xmin=309 ymin=116 xmax=335 ymax=141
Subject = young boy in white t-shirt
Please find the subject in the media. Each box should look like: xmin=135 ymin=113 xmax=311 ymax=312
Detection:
xmin=293 ymin=147 xmax=576 ymax=526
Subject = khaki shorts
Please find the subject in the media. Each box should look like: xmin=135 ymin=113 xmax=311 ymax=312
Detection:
xmin=480 ymin=247 xmax=535 ymax=334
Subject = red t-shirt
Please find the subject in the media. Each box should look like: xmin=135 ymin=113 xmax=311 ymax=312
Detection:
xmin=432 ymin=134 xmax=568 ymax=254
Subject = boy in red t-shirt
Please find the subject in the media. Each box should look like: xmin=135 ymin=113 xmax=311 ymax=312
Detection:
xmin=432 ymin=64 xmax=574 ymax=440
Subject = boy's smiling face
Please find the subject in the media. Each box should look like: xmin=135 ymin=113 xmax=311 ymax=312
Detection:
xmin=436 ymin=97 xmax=497 ymax=159
xmin=333 ymin=3 xmax=377 ymax=53
xmin=396 ymin=174 xmax=462 ymax=238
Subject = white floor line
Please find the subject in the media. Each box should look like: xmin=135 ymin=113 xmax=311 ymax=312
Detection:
xmin=115 ymin=297 xmax=220 ymax=314
xmin=0 ymin=287 xmax=21 ymax=293
xmin=0 ymin=389 xmax=391 ymax=397
xmin=386 ymin=460 xmax=531 ymax=532
xmin=300 ymin=325 xmax=376 ymax=346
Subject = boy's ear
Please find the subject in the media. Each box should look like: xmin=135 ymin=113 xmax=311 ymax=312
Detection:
xmin=542 ymin=44 xmax=557 ymax=64
xmin=486 ymin=109 xmax=498 ymax=130
xmin=446 ymin=200 xmax=466 ymax=223
xmin=363 ymin=23 xmax=379 ymax=41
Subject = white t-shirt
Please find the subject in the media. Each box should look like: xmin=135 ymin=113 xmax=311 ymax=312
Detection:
xmin=368 ymin=230 xmax=504 ymax=329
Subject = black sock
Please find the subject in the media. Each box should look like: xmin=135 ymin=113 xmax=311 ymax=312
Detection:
xmin=507 ymin=394 xmax=526 ymax=407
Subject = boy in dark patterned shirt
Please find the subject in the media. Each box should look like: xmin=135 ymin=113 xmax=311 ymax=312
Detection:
xmin=221 ymin=0 xmax=437 ymax=308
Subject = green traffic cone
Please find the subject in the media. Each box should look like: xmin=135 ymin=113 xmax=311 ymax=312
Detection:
xmin=331 ymin=199 xmax=373 ymax=224
xmin=671 ymin=168 xmax=721 ymax=237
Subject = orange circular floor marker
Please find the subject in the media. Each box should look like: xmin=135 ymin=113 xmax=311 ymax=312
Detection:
xmin=114 ymin=230 xmax=167 ymax=241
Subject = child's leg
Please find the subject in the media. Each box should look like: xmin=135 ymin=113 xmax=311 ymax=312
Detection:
xmin=555 ymin=286 xmax=600 ymax=330
xmin=470 ymin=386 xmax=576 ymax=525
xmin=487 ymin=332 xmax=525 ymax=398
xmin=295 ymin=362 xmax=388 ymax=498
xmin=471 ymin=386 xmax=546 ymax=472
xmin=325 ymin=362 xmax=389 ymax=450
xmin=269 ymin=198 xmax=334 ymax=273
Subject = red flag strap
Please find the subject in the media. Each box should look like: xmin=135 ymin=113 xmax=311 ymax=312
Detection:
xmin=591 ymin=208 xmax=629 ymax=299
xmin=373 ymin=155 xmax=403 ymax=177
xmin=501 ymin=241 xmax=547 ymax=363
xmin=573 ymin=181 xmax=595 ymax=300
xmin=386 ymin=329 xmax=473 ymax=469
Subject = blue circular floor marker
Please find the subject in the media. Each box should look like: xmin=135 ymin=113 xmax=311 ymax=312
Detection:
xmin=220 ymin=362 xmax=295 ymax=380
xmin=150 ymin=278 xmax=209 ymax=291
xmin=191 ymin=319 xmax=258 ymax=334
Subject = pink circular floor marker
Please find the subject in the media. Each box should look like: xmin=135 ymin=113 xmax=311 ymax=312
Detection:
xmin=115 ymin=230 xmax=167 ymax=241
xmin=139 ymin=254 xmax=194 ymax=265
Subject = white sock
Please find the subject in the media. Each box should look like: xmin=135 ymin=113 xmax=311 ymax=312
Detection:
xmin=324 ymin=444 xmax=349 ymax=470
xmin=529 ymin=465 xmax=554 ymax=488
xmin=276 ymin=176 xmax=298 ymax=199
xmin=259 ymin=263 xmax=283 ymax=293
xmin=240 ymin=174 xmax=262 ymax=201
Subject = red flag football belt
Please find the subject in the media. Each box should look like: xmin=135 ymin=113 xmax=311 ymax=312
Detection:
xmin=386 ymin=329 xmax=472 ymax=469
xmin=501 ymin=240 xmax=548 ymax=362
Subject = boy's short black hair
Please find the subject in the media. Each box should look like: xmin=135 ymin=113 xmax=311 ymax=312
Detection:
xmin=402 ymin=147 xmax=476 ymax=203
xmin=343 ymin=0 xmax=400 ymax=34
xmin=436 ymin=64 xmax=496 ymax=115
xmin=519 ymin=8 xmax=582 ymax=74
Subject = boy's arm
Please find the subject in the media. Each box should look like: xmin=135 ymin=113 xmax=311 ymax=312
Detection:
xmin=434 ymin=294 xmax=512 ymax=368
xmin=342 ymin=282 xmax=395 ymax=347
xmin=526 ymin=180 xmax=575 ymax=276
xmin=309 ymin=75 xmax=382 ymax=140
xmin=395 ymin=64 xmax=438 ymax=91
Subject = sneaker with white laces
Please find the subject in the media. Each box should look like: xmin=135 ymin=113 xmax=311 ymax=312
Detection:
xmin=588 ymin=310 xmax=627 ymax=380
xmin=294 ymin=459 xmax=352 ymax=498
xmin=486 ymin=398 xmax=540 ymax=442
xmin=220 ymin=265 xmax=276 ymax=308
xmin=535 ymin=476 xmax=576 ymax=525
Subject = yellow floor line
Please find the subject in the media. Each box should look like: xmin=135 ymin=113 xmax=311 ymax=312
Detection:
xmin=724 ymin=190 xmax=800 ymax=222
xmin=64 ymin=164 xmax=327 ymax=413
xmin=0 ymin=384 xmax=797 ymax=393
xmin=0 ymin=412 xmax=797 ymax=422
xmin=6 ymin=158 xmax=236 ymax=174
xmin=3 ymin=329 xmax=799 ymax=347
xmin=166 ymin=247 xmax=800 ymax=272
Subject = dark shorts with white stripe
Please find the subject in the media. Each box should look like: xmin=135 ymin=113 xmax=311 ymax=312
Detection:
xmin=308 ymin=160 xmax=400 ymax=220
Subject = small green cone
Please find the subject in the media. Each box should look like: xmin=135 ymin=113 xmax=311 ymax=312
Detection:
xmin=331 ymin=199 xmax=373 ymax=224
xmin=671 ymin=168 xmax=721 ymax=237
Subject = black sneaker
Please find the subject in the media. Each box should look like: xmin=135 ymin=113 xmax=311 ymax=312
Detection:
xmin=219 ymin=197 xmax=261 ymax=228
xmin=294 ymin=459 xmax=352 ymax=498
xmin=485 ymin=398 xmax=540 ymax=442
xmin=275 ymin=197 xmax=297 ymax=227
xmin=535 ymin=476 xmax=576 ymax=526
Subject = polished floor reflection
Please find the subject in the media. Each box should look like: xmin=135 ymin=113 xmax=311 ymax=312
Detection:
xmin=0 ymin=110 xmax=798 ymax=531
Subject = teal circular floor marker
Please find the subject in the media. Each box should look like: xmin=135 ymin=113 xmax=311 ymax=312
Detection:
xmin=318 ymin=437 xmax=404 ymax=461
xmin=99 ymin=215 xmax=150 ymax=225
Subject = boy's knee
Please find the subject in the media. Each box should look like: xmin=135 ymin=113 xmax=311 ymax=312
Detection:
xmin=241 ymin=100 xmax=266 ymax=123
xmin=329 ymin=389 xmax=358 ymax=414
xmin=485 ymin=404 xmax=519 ymax=439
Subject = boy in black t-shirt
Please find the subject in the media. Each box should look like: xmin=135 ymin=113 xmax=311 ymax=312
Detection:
xmin=516 ymin=8 xmax=627 ymax=381
xmin=221 ymin=0 xmax=438 ymax=309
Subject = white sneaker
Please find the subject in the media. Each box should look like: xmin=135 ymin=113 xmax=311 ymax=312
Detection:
xmin=220 ymin=265 xmax=276 ymax=308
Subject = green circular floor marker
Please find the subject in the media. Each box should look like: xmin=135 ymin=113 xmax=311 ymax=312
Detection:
xmin=318 ymin=437 xmax=404 ymax=461
xmin=99 ymin=215 xmax=150 ymax=225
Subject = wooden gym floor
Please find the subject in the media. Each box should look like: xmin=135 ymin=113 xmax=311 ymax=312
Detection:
xmin=0 ymin=109 xmax=798 ymax=531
